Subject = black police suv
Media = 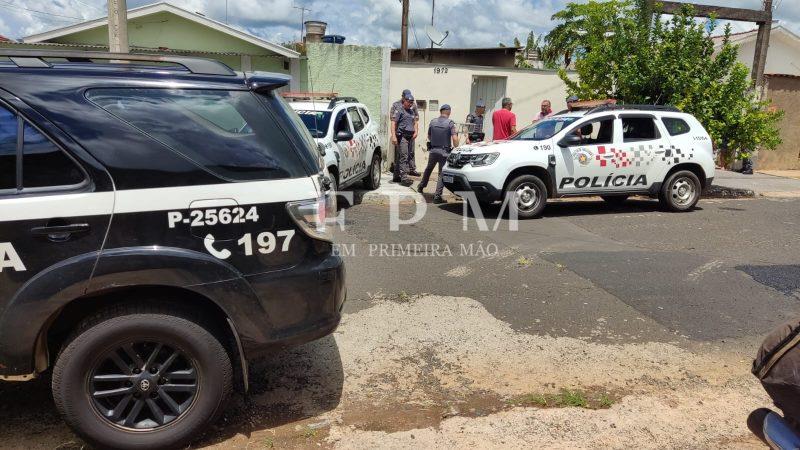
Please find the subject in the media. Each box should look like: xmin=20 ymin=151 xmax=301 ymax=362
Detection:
xmin=0 ymin=50 xmax=345 ymax=449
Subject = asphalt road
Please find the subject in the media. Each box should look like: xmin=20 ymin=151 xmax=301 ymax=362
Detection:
xmin=339 ymin=195 xmax=800 ymax=347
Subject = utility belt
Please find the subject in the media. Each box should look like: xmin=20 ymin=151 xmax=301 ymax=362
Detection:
xmin=396 ymin=129 xmax=414 ymax=139
xmin=426 ymin=142 xmax=452 ymax=153
xmin=469 ymin=131 xmax=485 ymax=142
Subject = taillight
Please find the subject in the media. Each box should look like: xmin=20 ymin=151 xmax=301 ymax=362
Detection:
xmin=286 ymin=190 xmax=337 ymax=242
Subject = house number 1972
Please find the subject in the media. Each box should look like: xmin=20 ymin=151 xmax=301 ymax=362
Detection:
xmin=434 ymin=67 xmax=448 ymax=74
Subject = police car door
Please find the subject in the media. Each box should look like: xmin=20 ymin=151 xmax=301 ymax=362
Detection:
xmin=0 ymin=101 xmax=113 ymax=305
xmin=555 ymin=115 xmax=618 ymax=194
xmin=346 ymin=106 xmax=368 ymax=178
xmin=619 ymin=114 xmax=665 ymax=191
xmin=331 ymin=108 xmax=354 ymax=185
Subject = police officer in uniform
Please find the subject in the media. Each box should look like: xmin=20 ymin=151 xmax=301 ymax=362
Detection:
xmin=390 ymin=89 xmax=420 ymax=177
xmin=466 ymin=99 xmax=486 ymax=144
xmin=391 ymin=92 xmax=417 ymax=185
xmin=418 ymin=104 xmax=459 ymax=203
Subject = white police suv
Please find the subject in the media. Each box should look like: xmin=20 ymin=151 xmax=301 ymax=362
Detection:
xmin=287 ymin=95 xmax=382 ymax=192
xmin=441 ymin=105 xmax=715 ymax=219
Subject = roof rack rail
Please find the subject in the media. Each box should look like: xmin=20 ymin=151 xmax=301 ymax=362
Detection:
xmin=587 ymin=104 xmax=681 ymax=114
xmin=282 ymin=92 xmax=338 ymax=101
xmin=0 ymin=49 xmax=236 ymax=76
xmin=327 ymin=96 xmax=359 ymax=109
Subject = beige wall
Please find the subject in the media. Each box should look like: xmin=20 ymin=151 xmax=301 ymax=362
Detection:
xmin=388 ymin=62 xmax=572 ymax=165
xmin=758 ymin=75 xmax=800 ymax=170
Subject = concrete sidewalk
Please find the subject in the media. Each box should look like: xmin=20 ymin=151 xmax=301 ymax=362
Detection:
xmin=711 ymin=169 xmax=800 ymax=198
xmin=355 ymin=172 xmax=421 ymax=205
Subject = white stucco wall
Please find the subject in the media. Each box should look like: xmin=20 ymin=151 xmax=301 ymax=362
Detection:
xmin=736 ymin=32 xmax=800 ymax=76
xmin=389 ymin=62 xmax=573 ymax=165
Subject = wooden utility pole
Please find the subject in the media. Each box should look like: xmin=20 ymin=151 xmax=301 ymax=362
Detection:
xmin=107 ymin=0 xmax=129 ymax=54
xmin=751 ymin=0 xmax=773 ymax=92
xmin=650 ymin=1 xmax=773 ymax=91
xmin=401 ymin=0 xmax=409 ymax=62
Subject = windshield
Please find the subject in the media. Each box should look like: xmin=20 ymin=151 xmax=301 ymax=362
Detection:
xmin=512 ymin=116 xmax=580 ymax=141
xmin=296 ymin=110 xmax=332 ymax=138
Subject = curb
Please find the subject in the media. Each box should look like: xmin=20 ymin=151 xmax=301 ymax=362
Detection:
xmin=357 ymin=190 xmax=424 ymax=205
xmin=705 ymin=185 xmax=757 ymax=198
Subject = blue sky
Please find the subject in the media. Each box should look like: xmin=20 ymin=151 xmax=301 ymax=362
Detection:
xmin=1 ymin=0 xmax=798 ymax=48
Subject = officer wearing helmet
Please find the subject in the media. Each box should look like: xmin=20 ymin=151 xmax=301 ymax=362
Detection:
xmin=418 ymin=104 xmax=459 ymax=203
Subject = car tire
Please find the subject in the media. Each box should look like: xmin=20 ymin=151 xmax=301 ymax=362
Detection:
xmin=601 ymin=195 xmax=629 ymax=205
xmin=52 ymin=305 xmax=232 ymax=450
xmin=506 ymin=175 xmax=547 ymax=219
xmin=660 ymin=170 xmax=701 ymax=212
xmin=363 ymin=151 xmax=382 ymax=190
xmin=328 ymin=170 xmax=339 ymax=193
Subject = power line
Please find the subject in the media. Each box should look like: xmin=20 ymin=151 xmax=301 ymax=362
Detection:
xmin=69 ymin=0 xmax=104 ymax=13
xmin=0 ymin=1 xmax=82 ymax=20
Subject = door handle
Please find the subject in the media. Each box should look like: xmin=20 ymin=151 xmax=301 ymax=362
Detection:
xmin=30 ymin=223 xmax=90 ymax=242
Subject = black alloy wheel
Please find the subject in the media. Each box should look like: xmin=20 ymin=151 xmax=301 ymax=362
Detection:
xmin=89 ymin=341 xmax=198 ymax=430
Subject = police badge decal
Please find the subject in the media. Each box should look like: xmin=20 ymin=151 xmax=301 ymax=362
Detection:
xmin=574 ymin=148 xmax=592 ymax=166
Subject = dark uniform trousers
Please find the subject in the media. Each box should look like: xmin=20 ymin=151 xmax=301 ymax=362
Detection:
xmin=419 ymin=147 xmax=448 ymax=197
xmin=394 ymin=131 xmax=414 ymax=181
xmin=419 ymin=116 xmax=455 ymax=197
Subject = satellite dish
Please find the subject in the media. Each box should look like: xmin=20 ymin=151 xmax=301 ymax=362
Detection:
xmin=425 ymin=25 xmax=450 ymax=47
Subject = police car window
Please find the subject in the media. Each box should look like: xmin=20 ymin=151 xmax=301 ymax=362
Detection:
xmin=623 ymin=117 xmax=661 ymax=142
xmin=334 ymin=110 xmax=351 ymax=134
xmin=0 ymin=106 xmax=16 ymax=190
xmin=572 ymin=118 xmax=614 ymax=145
xmin=297 ymin=110 xmax=332 ymax=138
xmin=359 ymin=107 xmax=370 ymax=124
xmin=662 ymin=117 xmax=691 ymax=136
xmin=87 ymin=89 xmax=307 ymax=182
xmin=348 ymin=107 xmax=364 ymax=133
xmin=22 ymin=123 xmax=84 ymax=188
xmin=513 ymin=117 xmax=579 ymax=141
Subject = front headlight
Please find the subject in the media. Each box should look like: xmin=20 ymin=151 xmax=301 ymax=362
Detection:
xmin=469 ymin=152 xmax=500 ymax=166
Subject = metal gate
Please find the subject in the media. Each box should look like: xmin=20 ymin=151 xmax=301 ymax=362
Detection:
xmin=470 ymin=76 xmax=507 ymax=140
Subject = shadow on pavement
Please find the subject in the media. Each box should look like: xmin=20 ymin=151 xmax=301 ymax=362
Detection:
xmin=198 ymin=335 xmax=344 ymax=445
xmin=435 ymin=198 xmax=694 ymax=219
xmin=0 ymin=336 xmax=344 ymax=448
xmin=0 ymin=375 xmax=77 ymax=448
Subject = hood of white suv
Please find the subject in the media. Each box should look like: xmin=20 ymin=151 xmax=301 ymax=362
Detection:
xmin=455 ymin=140 xmax=527 ymax=154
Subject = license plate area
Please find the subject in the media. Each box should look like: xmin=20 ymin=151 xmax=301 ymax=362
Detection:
xmin=442 ymin=175 xmax=454 ymax=183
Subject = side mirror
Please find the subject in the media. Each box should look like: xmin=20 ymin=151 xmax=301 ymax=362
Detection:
xmin=317 ymin=142 xmax=326 ymax=157
xmin=334 ymin=130 xmax=353 ymax=142
xmin=558 ymin=134 xmax=582 ymax=147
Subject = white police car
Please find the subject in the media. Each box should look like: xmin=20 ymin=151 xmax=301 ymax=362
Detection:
xmin=441 ymin=105 xmax=716 ymax=219
xmin=287 ymin=95 xmax=382 ymax=192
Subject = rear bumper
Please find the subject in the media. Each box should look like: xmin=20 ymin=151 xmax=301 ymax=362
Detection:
xmin=442 ymin=172 xmax=503 ymax=203
xmin=239 ymin=250 xmax=346 ymax=358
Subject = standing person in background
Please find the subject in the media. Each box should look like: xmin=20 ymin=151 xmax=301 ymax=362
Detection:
xmin=566 ymin=95 xmax=579 ymax=112
xmin=466 ymin=100 xmax=486 ymax=144
xmin=390 ymin=92 xmax=417 ymax=186
xmin=390 ymin=89 xmax=420 ymax=179
xmin=418 ymin=104 xmax=459 ymax=204
xmin=492 ymin=97 xmax=517 ymax=141
xmin=533 ymin=99 xmax=554 ymax=122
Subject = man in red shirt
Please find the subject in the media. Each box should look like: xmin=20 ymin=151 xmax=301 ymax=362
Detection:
xmin=492 ymin=97 xmax=516 ymax=140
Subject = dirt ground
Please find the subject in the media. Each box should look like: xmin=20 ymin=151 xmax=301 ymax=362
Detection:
xmin=0 ymin=294 xmax=771 ymax=449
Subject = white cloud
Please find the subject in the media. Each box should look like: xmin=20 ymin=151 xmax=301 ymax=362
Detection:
xmin=0 ymin=0 xmax=797 ymax=49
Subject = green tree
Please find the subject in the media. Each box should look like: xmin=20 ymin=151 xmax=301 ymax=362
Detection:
xmin=542 ymin=0 xmax=634 ymax=68
xmin=559 ymin=2 xmax=783 ymax=162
